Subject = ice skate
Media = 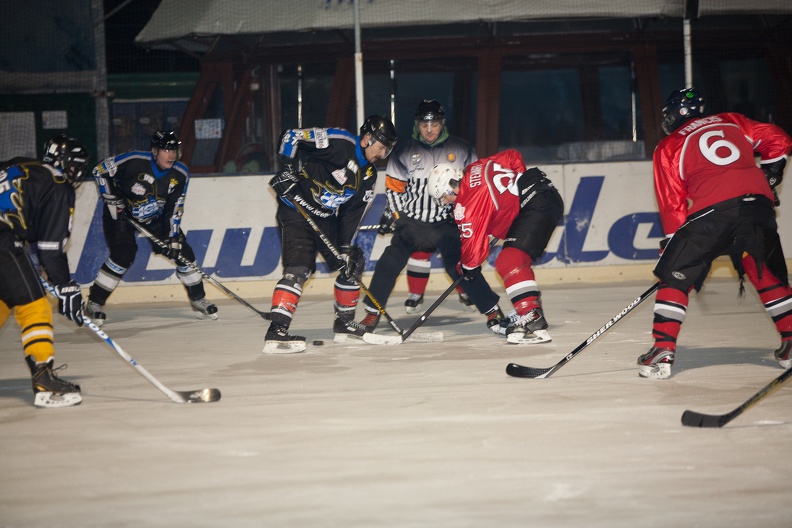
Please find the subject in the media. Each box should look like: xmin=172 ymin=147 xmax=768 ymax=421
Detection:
xmin=190 ymin=297 xmax=218 ymax=320
xmin=487 ymin=308 xmax=519 ymax=336
xmin=404 ymin=293 xmax=423 ymax=314
xmin=458 ymin=292 xmax=477 ymax=313
xmin=26 ymin=356 xmax=82 ymax=408
xmin=637 ymin=347 xmax=675 ymax=379
xmin=84 ymin=300 xmax=106 ymax=328
xmin=333 ymin=317 xmax=369 ymax=343
xmin=506 ymin=308 xmax=551 ymax=344
xmin=774 ymin=340 xmax=792 ymax=369
xmin=263 ymin=323 xmax=306 ymax=354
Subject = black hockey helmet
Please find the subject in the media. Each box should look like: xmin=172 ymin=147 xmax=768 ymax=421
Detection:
xmin=661 ymin=88 xmax=706 ymax=135
xmin=42 ymin=135 xmax=90 ymax=188
xmin=151 ymin=130 xmax=182 ymax=154
xmin=360 ymin=115 xmax=398 ymax=156
xmin=414 ymin=99 xmax=446 ymax=123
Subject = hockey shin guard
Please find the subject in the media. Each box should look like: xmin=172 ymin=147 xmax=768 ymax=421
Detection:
xmin=743 ymin=254 xmax=792 ymax=340
xmin=406 ymin=252 xmax=433 ymax=296
xmin=15 ymin=297 xmax=55 ymax=363
xmin=652 ymin=283 xmax=689 ymax=350
xmin=495 ymin=247 xmax=541 ymax=315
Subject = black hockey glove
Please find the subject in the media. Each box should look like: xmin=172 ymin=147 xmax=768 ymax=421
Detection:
xmin=339 ymin=244 xmax=366 ymax=279
xmin=163 ymin=234 xmax=185 ymax=261
xmin=456 ymin=262 xmax=481 ymax=281
xmin=762 ymin=159 xmax=785 ymax=206
xmin=762 ymin=159 xmax=786 ymax=188
xmin=377 ymin=210 xmax=398 ymax=235
xmin=270 ymin=157 xmax=299 ymax=197
xmin=54 ymin=281 xmax=84 ymax=327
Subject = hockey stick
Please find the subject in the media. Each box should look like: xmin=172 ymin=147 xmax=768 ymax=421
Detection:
xmin=362 ymin=238 xmax=499 ymax=345
xmin=123 ymin=216 xmax=271 ymax=320
xmin=681 ymin=366 xmax=792 ymax=428
xmin=363 ymin=275 xmax=462 ymax=345
xmin=506 ymin=282 xmax=659 ymax=379
xmin=288 ymin=193 xmax=411 ymax=336
xmin=38 ymin=276 xmax=220 ymax=404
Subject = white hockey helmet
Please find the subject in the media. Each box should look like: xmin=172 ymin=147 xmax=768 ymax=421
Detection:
xmin=427 ymin=163 xmax=462 ymax=205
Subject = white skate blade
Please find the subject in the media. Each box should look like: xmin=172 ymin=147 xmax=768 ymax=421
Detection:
xmin=506 ymin=329 xmax=552 ymax=345
xmin=194 ymin=312 xmax=219 ymax=321
xmin=34 ymin=391 xmax=82 ymax=408
xmin=262 ymin=341 xmax=306 ymax=354
xmin=404 ymin=305 xmax=423 ymax=314
xmin=361 ymin=331 xmax=444 ymax=345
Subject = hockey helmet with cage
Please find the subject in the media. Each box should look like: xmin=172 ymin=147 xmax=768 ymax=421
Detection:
xmin=42 ymin=135 xmax=90 ymax=188
xmin=414 ymin=99 xmax=446 ymax=124
xmin=360 ymin=115 xmax=398 ymax=157
xmin=150 ymin=130 xmax=182 ymax=157
xmin=427 ymin=163 xmax=462 ymax=205
xmin=661 ymin=88 xmax=706 ymax=135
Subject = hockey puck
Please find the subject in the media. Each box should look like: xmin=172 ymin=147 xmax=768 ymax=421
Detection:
xmin=312 ymin=340 xmax=324 ymax=346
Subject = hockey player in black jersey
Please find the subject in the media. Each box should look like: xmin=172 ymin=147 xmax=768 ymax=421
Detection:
xmin=86 ymin=130 xmax=218 ymax=326
xmin=264 ymin=115 xmax=397 ymax=353
xmin=0 ymin=135 xmax=90 ymax=407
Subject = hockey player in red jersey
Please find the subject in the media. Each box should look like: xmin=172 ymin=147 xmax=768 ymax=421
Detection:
xmin=638 ymin=87 xmax=792 ymax=379
xmin=427 ymin=149 xmax=564 ymax=344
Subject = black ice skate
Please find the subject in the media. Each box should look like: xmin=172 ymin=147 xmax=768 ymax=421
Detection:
xmin=190 ymin=298 xmax=218 ymax=320
xmin=506 ymin=308 xmax=551 ymax=344
xmin=637 ymin=347 xmax=675 ymax=379
xmin=263 ymin=323 xmax=306 ymax=354
xmin=774 ymin=340 xmax=792 ymax=370
xmin=26 ymin=356 xmax=82 ymax=408
xmin=333 ymin=317 xmax=368 ymax=343
xmin=84 ymin=300 xmax=106 ymax=328
xmin=404 ymin=293 xmax=423 ymax=314
xmin=458 ymin=292 xmax=477 ymax=313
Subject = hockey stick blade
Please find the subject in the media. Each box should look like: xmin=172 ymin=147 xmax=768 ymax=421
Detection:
xmin=505 ymin=363 xmax=553 ymax=379
xmin=361 ymin=331 xmax=444 ymax=345
xmin=178 ymin=387 xmax=222 ymax=404
xmin=681 ymin=366 xmax=792 ymax=428
xmin=505 ymin=283 xmax=659 ymax=379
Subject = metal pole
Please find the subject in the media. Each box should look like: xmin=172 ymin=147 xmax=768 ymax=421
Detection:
xmin=683 ymin=18 xmax=693 ymax=87
xmin=297 ymin=64 xmax=303 ymax=128
xmin=93 ymin=0 xmax=110 ymax=159
xmin=389 ymin=59 xmax=396 ymax=126
xmin=354 ymin=0 xmax=365 ymax=129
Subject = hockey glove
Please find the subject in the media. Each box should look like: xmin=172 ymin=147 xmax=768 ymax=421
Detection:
xmin=339 ymin=244 xmax=366 ymax=279
xmin=762 ymin=159 xmax=785 ymax=206
xmin=456 ymin=262 xmax=481 ymax=281
xmin=762 ymin=159 xmax=786 ymax=188
xmin=163 ymin=234 xmax=186 ymax=261
xmin=377 ymin=210 xmax=398 ymax=235
xmin=101 ymin=194 xmax=126 ymax=221
xmin=54 ymin=281 xmax=84 ymax=327
xmin=270 ymin=157 xmax=299 ymax=197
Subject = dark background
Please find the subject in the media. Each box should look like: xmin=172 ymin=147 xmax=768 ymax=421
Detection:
xmin=104 ymin=0 xmax=198 ymax=74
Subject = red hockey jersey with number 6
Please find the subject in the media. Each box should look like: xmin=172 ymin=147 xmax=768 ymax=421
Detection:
xmin=653 ymin=112 xmax=792 ymax=235
xmin=453 ymin=149 xmax=527 ymax=268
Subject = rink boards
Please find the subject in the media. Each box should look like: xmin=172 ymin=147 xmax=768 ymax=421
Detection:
xmin=66 ymin=160 xmax=791 ymax=287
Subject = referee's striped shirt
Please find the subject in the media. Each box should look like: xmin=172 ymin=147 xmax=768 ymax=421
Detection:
xmin=384 ymin=135 xmax=477 ymax=223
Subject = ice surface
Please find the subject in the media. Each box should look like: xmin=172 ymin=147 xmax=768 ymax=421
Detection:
xmin=1 ymin=278 xmax=790 ymax=527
